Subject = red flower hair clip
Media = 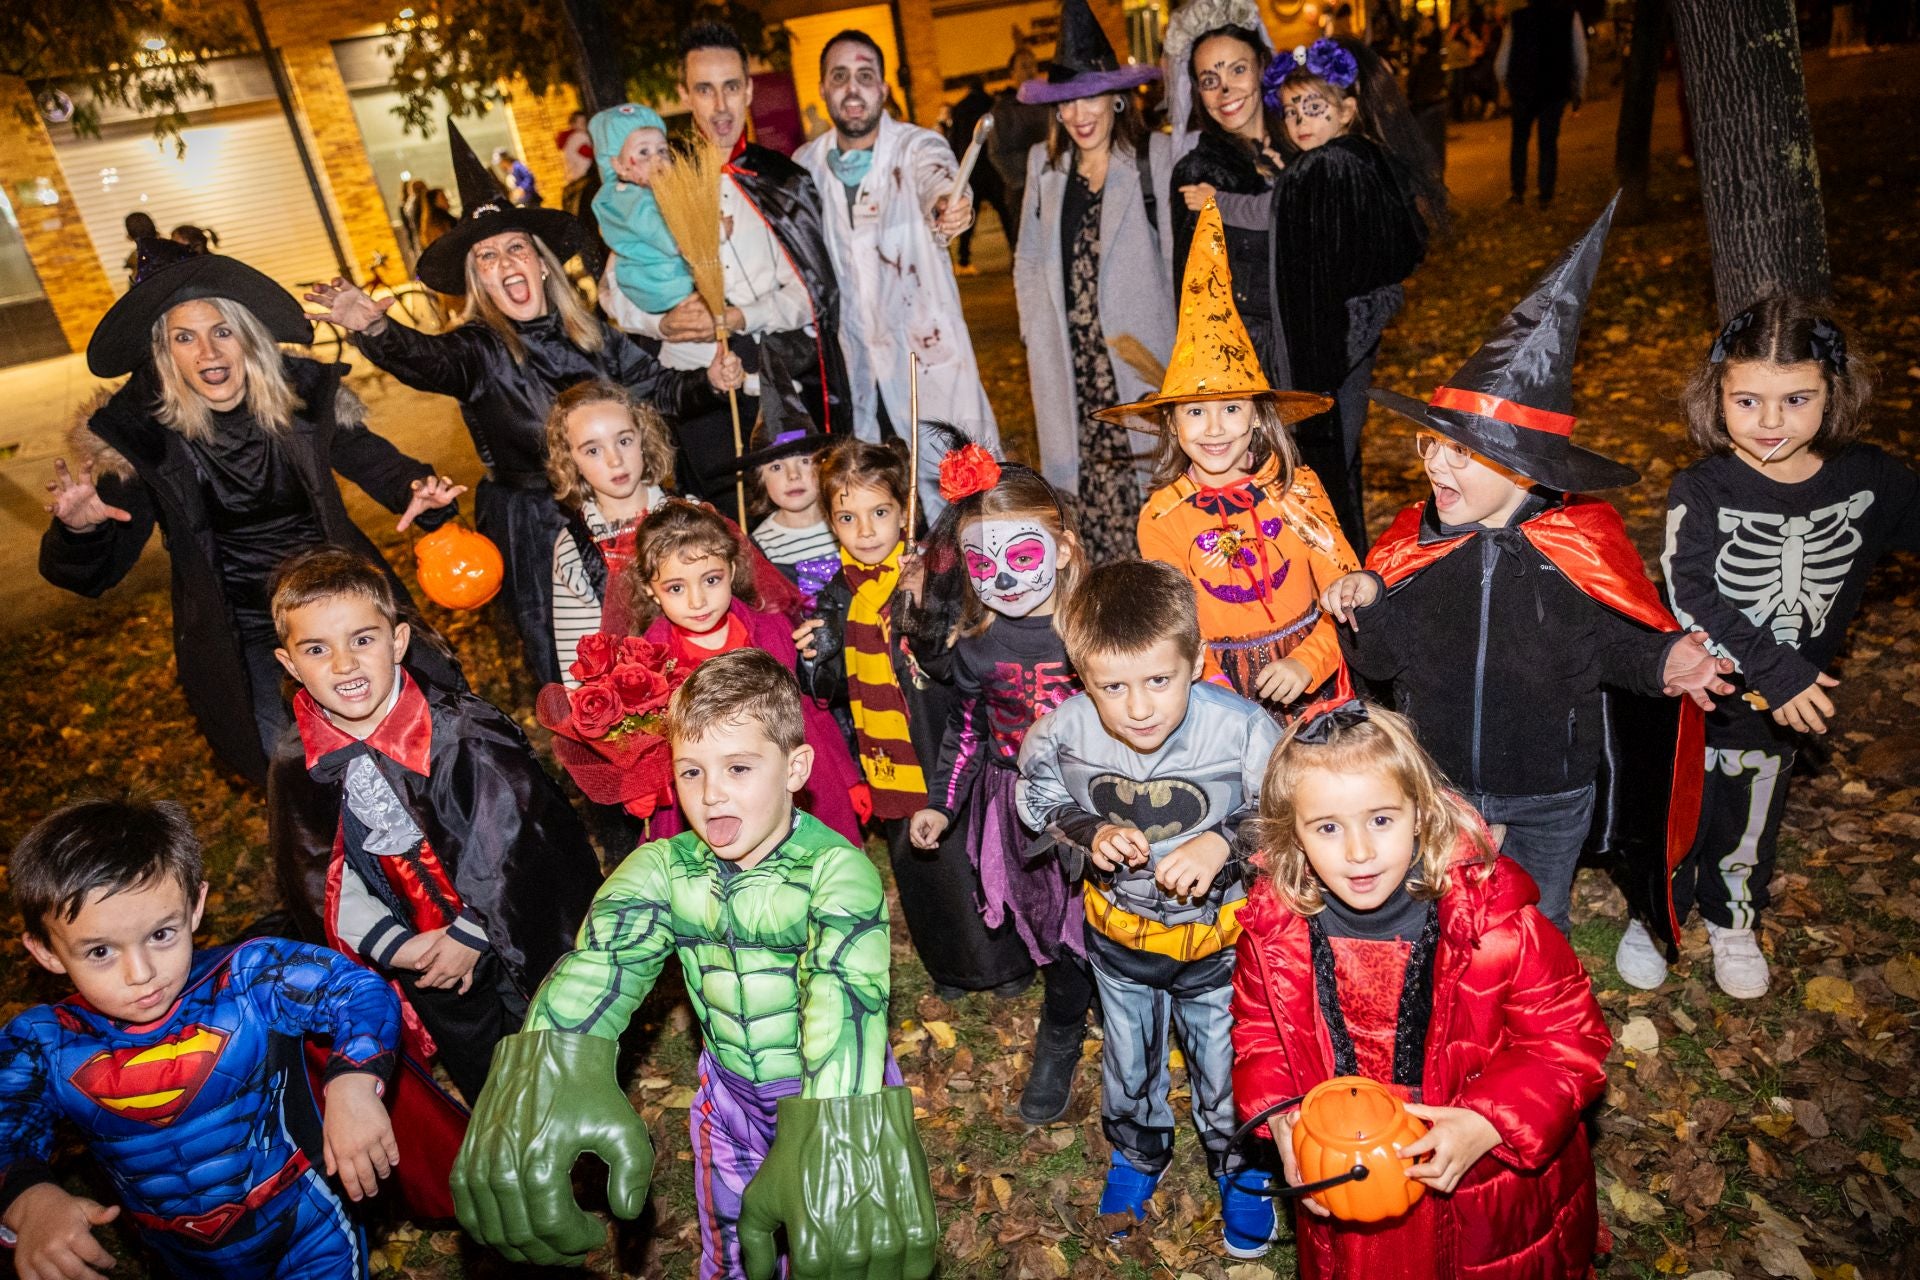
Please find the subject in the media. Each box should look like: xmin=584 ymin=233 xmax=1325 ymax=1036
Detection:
xmin=938 ymin=443 xmax=1002 ymax=503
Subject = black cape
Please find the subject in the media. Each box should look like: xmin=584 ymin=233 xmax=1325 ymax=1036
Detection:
xmin=1171 ymin=130 xmax=1284 ymax=383
xmin=39 ymin=356 xmax=463 ymax=785
xmin=354 ymin=312 xmax=717 ymax=685
xmin=268 ymin=673 xmax=602 ymax=998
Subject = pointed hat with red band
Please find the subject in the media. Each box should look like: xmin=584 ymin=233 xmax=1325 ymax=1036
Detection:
xmin=1370 ymin=193 xmax=1639 ymax=492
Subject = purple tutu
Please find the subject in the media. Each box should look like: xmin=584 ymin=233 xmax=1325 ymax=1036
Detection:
xmin=969 ymin=762 xmax=1084 ymax=964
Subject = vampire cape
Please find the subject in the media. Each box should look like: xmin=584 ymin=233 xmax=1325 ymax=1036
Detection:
xmin=269 ymin=672 xmax=603 ymax=999
xmin=1369 ymin=496 xmax=1705 ymax=954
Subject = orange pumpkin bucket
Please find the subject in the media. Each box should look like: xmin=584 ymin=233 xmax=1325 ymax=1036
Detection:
xmin=1227 ymin=1076 xmax=1430 ymax=1224
xmin=1289 ymin=1076 xmax=1428 ymax=1222
xmin=414 ymin=523 xmax=505 ymax=610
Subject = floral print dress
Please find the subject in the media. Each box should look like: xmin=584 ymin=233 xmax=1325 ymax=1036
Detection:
xmin=1061 ymin=167 xmax=1142 ymax=565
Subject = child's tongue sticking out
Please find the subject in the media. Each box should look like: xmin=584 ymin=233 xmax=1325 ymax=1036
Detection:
xmin=705 ymin=815 xmax=743 ymax=848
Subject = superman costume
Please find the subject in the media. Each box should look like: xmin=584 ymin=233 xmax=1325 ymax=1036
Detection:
xmin=0 ymin=938 xmax=398 ymax=1278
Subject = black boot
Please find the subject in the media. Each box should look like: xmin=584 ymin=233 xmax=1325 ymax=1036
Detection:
xmin=1017 ymin=1018 xmax=1086 ymax=1125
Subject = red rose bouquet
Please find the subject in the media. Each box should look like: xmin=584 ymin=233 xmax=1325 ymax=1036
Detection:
xmin=536 ymin=636 xmax=690 ymax=817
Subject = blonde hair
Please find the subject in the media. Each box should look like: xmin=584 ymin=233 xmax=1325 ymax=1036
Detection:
xmin=459 ymin=236 xmax=603 ymax=364
xmin=544 ymin=379 xmax=676 ymax=512
xmin=1247 ymin=704 xmax=1494 ymax=916
xmin=148 ymin=298 xmax=299 ymax=442
xmin=1149 ymin=397 xmax=1299 ymax=489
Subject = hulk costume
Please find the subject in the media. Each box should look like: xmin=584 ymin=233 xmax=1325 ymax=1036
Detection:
xmin=451 ymin=811 xmax=936 ymax=1279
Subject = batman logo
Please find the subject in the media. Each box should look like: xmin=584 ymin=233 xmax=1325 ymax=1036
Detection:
xmin=69 ymin=1024 xmax=230 ymax=1127
xmin=1088 ymin=775 xmax=1209 ymax=844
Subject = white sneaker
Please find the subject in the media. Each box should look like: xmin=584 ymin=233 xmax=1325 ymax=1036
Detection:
xmin=1705 ymin=922 xmax=1770 ymax=999
xmin=1614 ymin=919 xmax=1669 ymax=990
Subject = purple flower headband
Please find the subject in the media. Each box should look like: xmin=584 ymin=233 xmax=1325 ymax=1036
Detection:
xmin=1261 ymin=38 xmax=1360 ymax=109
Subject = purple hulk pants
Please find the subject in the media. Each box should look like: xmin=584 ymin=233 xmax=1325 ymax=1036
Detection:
xmin=689 ymin=1050 xmax=904 ymax=1279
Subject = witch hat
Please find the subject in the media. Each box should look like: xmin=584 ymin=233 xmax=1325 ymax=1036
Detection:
xmin=729 ymin=344 xmax=831 ymax=473
xmin=1371 ymin=194 xmax=1638 ymax=492
xmin=414 ymin=120 xmax=583 ymax=295
xmin=88 ymin=238 xmax=312 ymax=377
xmin=1019 ymin=0 xmax=1161 ymax=104
xmin=1097 ymin=201 xmax=1331 ymax=425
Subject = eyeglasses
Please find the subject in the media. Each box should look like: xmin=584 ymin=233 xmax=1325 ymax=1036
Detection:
xmin=1413 ymin=432 xmax=1474 ymax=466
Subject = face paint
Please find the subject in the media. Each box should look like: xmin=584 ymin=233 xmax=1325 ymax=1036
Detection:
xmin=961 ymin=518 xmax=1058 ymax=617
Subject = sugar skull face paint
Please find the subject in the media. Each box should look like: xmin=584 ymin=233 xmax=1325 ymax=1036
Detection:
xmin=961 ymin=518 xmax=1059 ymax=618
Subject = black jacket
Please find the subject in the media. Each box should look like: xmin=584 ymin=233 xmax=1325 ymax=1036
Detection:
xmin=1171 ymin=131 xmax=1281 ymax=381
xmin=1342 ymin=499 xmax=1680 ymax=796
xmin=269 ymin=673 xmax=602 ymax=998
xmin=1505 ymin=3 xmax=1578 ymax=104
xmin=353 ymin=312 xmax=717 ymax=685
xmin=797 ymin=572 xmax=956 ymax=778
xmin=727 ymin=143 xmax=853 ymax=432
xmin=39 ymin=357 xmax=460 ymax=785
xmin=1269 ymin=136 xmax=1427 ymax=403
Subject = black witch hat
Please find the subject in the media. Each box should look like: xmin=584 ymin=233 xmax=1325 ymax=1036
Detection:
xmin=414 ymin=120 xmax=583 ymax=295
xmin=1018 ymin=0 xmax=1161 ymax=105
xmin=87 ymin=238 xmax=312 ymax=377
xmin=729 ymin=344 xmax=831 ymax=473
xmin=1370 ymin=195 xmax=1638 ymax=493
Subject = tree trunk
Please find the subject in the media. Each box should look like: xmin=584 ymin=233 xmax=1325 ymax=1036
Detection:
xmin=1612 ymin=0 xmax=1667 ymax=225
xmin=559 ymin=0 xmax=627 ymax=116
xmin=1669 ymin=0 xmax=1829 ymax=319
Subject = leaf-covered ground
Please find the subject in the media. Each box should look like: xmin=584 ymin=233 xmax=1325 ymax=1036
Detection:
xmin=2 ymin=69 xmax=1917 ymax=1280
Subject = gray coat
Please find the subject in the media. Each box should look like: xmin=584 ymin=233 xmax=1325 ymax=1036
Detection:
xmin=1013 ymin=135 xmax=1177 ymax=492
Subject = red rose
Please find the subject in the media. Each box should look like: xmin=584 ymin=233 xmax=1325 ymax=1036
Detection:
xmin=568 ymin=677 xmax=625 ymax=738
xmin=938 ymin=443 xmax=1002 ymax=503
xmin=571 ymin=632 xmax=616 ymax=682
xmin=611 ymin=663 xmax=670 ymax=715
xmin=617 ymin=636 xmax=660 ymax=668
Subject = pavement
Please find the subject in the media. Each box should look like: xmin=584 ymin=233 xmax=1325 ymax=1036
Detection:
xmin=3 ymin=44 xmax=1908 ymax=634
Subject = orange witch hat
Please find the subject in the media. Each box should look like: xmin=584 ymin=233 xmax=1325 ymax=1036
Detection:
xmin=1096 ymin=199 xmax=1331 ymax=425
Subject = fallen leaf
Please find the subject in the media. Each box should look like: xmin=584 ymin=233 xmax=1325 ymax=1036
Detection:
xmin=1619 ymin=1016 xmax=1660 ymax=1054
xmin=1883 ymin=954 xmax=1920 ymax=1000
xmin=1750 ymin=1230 xmax=1815 ymax=1279
xmin=925 ymin=1020 xmax=958 ymax=1050
xmin=1606 ymin=1178 xmax=1666 ymax=1224
xmin=1802 ymin=976 xmax=1860 ymax=1016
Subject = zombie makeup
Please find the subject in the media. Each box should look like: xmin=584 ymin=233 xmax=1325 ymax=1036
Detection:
xmin=962 ymin=518 xmax=1059 ymax=617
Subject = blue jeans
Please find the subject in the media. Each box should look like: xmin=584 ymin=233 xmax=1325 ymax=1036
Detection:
xmin=1461 ymin=784 xmax=1595 ymax=933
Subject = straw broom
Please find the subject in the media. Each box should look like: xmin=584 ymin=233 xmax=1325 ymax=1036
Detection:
xmin=651 ymin=136 xmax=747 ymax=526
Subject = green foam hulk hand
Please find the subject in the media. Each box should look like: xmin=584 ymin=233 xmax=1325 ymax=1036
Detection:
xmin=737 ymin=1085 xmax=938 ymax=1280
xmin=449 ymin=1030 xmax=654 ymax=1266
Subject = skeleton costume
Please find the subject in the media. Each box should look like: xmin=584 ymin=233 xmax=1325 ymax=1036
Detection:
xmin=1661 ymin=444 xmax=1919 ymax=928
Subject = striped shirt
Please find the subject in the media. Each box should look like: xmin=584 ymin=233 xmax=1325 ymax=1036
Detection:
xmin=751 ymin=514 xmax=838 ymax=568
xmin=552 ymin=491 xmax=663 ymax=686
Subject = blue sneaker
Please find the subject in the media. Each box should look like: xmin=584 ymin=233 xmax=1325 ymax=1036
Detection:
xmin=1098 ymin=1151 xmax=1161 ymax=1237
xmin=1219 ymin=1169 xmax=1279 ymax=1259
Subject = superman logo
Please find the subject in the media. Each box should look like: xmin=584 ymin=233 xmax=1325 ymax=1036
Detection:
xmin=70 ymin=1025 xmax=230 ymax=1126
xmin=1088 ymin=775 xmax=1209 ymax=844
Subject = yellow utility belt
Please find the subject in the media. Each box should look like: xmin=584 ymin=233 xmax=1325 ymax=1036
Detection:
xmin=1082 ymin=882 xmax=1245 ymax=962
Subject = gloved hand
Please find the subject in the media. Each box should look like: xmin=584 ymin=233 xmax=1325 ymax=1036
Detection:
xmin=449 ymin=1030 xmax=654 ymax=1265
xmin=738 ymin=1085 xmax=938 ymax=1280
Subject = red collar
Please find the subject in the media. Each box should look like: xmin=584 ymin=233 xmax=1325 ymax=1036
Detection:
xmin=293 ymin=670 xmax=433 ymax=776
xmin=667 ymin=613 xmax=751 ymax=667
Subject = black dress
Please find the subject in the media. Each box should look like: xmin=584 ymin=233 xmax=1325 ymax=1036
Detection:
xmin=39 ymin=357 xmax=463 ymax=784
xmin=354 ymin=312 xmax=717 ymax=686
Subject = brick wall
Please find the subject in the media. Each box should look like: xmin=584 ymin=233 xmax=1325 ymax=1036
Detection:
xmin=502 ymin=79 xmax=583 ymax=211
xmin=0 ymin=77 xmax=118 ymax=352
xmin=257 ymin=0 xmax=399 ymax=277
xmin=895 ymin=0 xmax=946 ymax=126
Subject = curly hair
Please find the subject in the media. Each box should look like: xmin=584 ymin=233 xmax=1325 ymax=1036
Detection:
xmin=544 ymin=379 xmax=676 ymax=512
xmin=1245 ymin=703 xmax=1494 ymax=917
xmin=1680 ymin=294 xmax=1876 ymax=459
xmin=628 ymin=499 xmax=758 ymax=630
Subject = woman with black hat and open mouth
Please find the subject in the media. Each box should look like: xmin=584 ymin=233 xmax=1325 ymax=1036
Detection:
xmin=304 ymin=122 xmax=744 ymax=687
xmin=40 ymin=239 xmax=468 ymax=786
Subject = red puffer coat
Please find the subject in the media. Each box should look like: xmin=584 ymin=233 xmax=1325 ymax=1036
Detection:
xmin=1231 ymin=848 xmax=1611 ymax=1280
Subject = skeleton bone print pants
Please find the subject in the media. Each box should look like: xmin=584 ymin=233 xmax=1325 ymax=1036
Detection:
xmin=1671 ymin=717 xmax=1797 ymax=931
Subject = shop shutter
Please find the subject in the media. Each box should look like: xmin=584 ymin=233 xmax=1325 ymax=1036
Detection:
xmin=52 ymin=103 xmax=338 ymax=296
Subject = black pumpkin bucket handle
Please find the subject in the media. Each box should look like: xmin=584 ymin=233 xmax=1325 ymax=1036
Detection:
xmin=1224 ymin=1095 xmax=1375 ymax=1200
